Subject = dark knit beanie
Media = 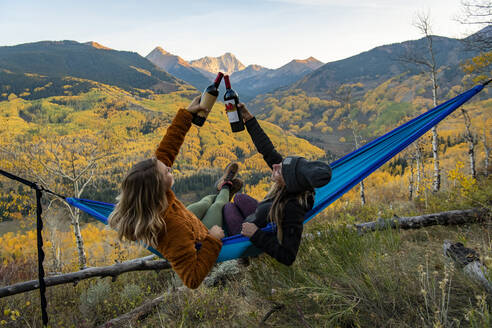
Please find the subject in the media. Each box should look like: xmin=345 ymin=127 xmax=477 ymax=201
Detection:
xmin=281 ymin=156 xmax=332 ymax=193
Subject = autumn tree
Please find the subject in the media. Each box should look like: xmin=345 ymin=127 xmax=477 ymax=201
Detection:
xmin=458 ymin=0 xmax=492 ymax=51
xmin=400 ymin=12 xmax=442 ymax=192
xmin=336 ymin=83 xmax=367 ymax=205
xmin=2 ymin=130 xmax=117 ymax=269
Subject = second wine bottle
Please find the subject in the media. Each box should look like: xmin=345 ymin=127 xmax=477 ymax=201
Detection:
xmin=223 ymin=75 xmax=245 ymax=132
xmin=192 ymin=72 xmax=224 ymax=126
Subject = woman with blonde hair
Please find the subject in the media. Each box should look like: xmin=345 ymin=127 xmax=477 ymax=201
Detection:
xmin=223 ymin=103 xmax=332 ymax=266
xmin=109 ymin=96 xmax=242 ymax=289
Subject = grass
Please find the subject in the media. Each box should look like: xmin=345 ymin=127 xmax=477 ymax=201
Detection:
xmin=0 ymin=178 xmax=491 ymax=327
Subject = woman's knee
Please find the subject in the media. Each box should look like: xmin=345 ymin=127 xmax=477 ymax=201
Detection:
xmin=233 ymin=194 xmax=258 ymax=217
xmin=223 ymin=203 xmax=245 ymax=236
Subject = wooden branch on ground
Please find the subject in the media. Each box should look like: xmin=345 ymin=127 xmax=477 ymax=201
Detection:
xmin=443 ymin=241 xmax=492 ymax=296
xmin=0 ymin=255 xmax=170 ymax=298
xmin=99 ymin=294 xmax=165 ymax=328
xmin=99 ymin=286 xmax=189 ymax=328
xmin=261 ymin=303 xmax=285 ymax=324
xmin=354 ymin=208 xmax=488 ymax=234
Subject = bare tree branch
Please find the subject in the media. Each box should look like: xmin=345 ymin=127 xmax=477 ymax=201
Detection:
xmin=0 ymin=256 xmax=169 ymax=298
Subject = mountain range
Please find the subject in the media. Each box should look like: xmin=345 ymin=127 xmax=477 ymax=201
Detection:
xmin=290 ymin=35 xmax=479 ymax=98
xmin=1 ymin=26 xmax=489 ymax=156
xmin=146 ymin=48 xmax=324 ymax=99
xmin=0 ymin=41 xmax=187 ymax=97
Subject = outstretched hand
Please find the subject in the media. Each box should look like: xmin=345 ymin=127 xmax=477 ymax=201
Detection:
xmin=186 ymin=95 xmax=208 ymax=114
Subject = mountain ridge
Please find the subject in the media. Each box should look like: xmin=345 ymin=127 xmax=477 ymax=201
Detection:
xmin=0 ymin=40 xmax=188 ymax=95
xmin=146 ymin=46 xmax=210 ymax=91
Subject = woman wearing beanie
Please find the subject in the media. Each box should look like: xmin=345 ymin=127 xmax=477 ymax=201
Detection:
xmin=223 ymin=103 xmax=332 ymax=266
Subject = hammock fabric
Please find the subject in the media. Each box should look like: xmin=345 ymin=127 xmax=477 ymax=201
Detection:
xmin=66 ymin=82 xmax=489 ymax=263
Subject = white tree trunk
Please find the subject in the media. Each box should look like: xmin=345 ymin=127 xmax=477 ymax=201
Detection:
xmin=408 ymin=159 xmax=415 ymax=200
xmin=72 ymin=207 xmax=87 ymax=270
xmin=415 ymin=141 xmax=423 ymax=194
xmin=482 ymin=126 xmax=490 ymax=176
xmin=73 ymin=180 xmax=88 ymax=269
xmin=431 ymin=70 xmax=441 ymax=192
xmin=461 ymin=108 xmax=476 ymax=179
xmin=431 ymin=126 xmax=441 ymax=192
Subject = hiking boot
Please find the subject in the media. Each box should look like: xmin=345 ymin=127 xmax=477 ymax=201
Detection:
xmin=216 ymin=162 xmax=239 ymax=191
xmin=228 ymin=178 xmax=243 ymax=201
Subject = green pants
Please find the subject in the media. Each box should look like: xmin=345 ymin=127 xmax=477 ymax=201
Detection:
xmin=186 ymin=188 xmax=229 ymax=229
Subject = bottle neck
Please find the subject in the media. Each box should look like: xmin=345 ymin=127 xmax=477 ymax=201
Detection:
xmin=224 ymin=75 xmax=231 ymax=89
xmin=214 ymin=72 xmax=224 ymax=87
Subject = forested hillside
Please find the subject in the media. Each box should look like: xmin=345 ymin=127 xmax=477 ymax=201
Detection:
xmin=0 ymin=41 xmax=187 ymax=98
xmin=249 ymin=56 xmax=491 ymax=155
xmin=0 ymin=78 xmax=324 ymax=223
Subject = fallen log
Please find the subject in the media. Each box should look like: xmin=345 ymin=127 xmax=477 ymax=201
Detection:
xmin=0 ymin=255 xmax=171 ymax=298
xmin=443 ymin=241 xmax=492 ymax=296
xmin=354 ymin=208 xmax=488 ymax=234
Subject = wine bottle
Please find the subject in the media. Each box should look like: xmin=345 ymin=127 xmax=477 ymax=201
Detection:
xmin=223 ymin=75 xmax=245 ymax=132
xmin=192 ymin=72 xmax=224 ymax=126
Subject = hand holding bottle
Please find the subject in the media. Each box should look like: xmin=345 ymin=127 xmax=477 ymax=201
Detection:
xmin=192 ymin=72 xmax=224 ymax=126
xmin=186 ymin=96 xmax=208 ymax=114
xmin=237 ymin=103 xmax=254 ymax=122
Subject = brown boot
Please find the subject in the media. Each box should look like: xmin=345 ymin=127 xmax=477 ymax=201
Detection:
xmin=228 ymin=178 xmax=243 ymax=201
xmin=216 ymin=162 xmax=239 ymax=191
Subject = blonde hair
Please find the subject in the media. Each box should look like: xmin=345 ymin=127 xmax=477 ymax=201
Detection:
xmin=264 ymin=181 xmax=313 ymax=243
xmin=108 ymin=158 xmax=169 ymax=249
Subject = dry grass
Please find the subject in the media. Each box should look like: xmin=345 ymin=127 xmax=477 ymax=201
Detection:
xmin=0 ymin=178 xmax=491 ymax=327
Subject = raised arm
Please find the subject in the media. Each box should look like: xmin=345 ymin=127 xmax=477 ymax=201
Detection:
xmin=238 ymin=104 xmax=283 ymax=169
xmin=155 ymin=96 xmax=205 ymax=167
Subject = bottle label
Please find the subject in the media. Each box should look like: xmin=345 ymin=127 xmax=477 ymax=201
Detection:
xmin=200 ymin=93 xmax=217 ymax=113
xmin=225 ymin=100 xmax=240 ymax=123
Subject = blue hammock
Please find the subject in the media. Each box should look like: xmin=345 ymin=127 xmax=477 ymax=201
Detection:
xmin=66 ymin=82 xmax=489 ymax=262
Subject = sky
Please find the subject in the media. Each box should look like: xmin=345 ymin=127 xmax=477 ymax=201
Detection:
xmin=0 ymin=0 xmax=485 ymax=69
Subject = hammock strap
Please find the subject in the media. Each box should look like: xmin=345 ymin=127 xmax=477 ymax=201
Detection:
xmin=0 ymin=169 xmax=66 ymax=199
xmin=0 ymin=169 xmax=59 ymax=326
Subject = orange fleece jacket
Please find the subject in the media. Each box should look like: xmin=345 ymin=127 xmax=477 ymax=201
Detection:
xmin=155 ymin=108 xmax=222 ymax=289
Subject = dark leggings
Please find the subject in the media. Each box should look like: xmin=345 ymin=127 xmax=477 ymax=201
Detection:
xmin=223 ymin=194 xmax=259 ymax=236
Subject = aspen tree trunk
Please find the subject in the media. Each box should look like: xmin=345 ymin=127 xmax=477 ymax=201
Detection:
xmin=73 ymin=180 xmax=88 ymax=269
xmin=461 ymin=108 xmax=476 ymax=179
xmin=415 ymin=141 xmax=423 ymax=195
xmin=482 ymin=126 xmax=490 ymax=176
xmin=408 ymin=158 xmax=415 ymax=200
xmin=430 ymin=69 xmax=441 ymax=192
xmin=352 ymin=126 xmax=366 ymax=206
